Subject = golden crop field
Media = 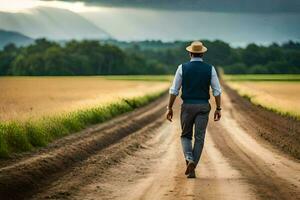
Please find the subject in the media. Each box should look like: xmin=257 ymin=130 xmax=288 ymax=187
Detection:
xmin=226 ymin=80 xmax=300 ymax=119
xmin=0 ymin=76 xmax=170 ymax=121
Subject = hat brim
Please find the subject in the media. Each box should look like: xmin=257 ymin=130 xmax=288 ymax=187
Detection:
xmin=186 ymin=46 xmax=208 ymax=53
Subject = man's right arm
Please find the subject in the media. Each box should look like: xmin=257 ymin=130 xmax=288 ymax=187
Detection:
xmin=167 ymin=65 xmax=182 ymax=122
xmin=169 ymin=64 xmax=182 ymax=97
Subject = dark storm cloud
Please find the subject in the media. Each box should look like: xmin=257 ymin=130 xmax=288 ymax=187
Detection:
xmin=81 ymin=0 xmax=300 ymax=13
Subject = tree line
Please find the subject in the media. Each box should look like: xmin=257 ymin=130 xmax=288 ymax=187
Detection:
xmin=121 ymin=40 xmax=300 ymax=74
xmin=0 ymin=38 xmax=299 ymax=75
xmin=0 ymin=39 xmax=167 ymax=76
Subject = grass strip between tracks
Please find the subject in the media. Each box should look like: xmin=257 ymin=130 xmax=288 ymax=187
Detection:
xmin=0 ymin=90 xmax=167 ymax=158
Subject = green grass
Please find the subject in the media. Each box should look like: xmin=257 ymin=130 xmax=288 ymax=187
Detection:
xmin=104 ymin=75 xmax=173 ymax=82
xmin=0 ymin=90 xmax=167 ymax=158
xmin=223 ymin=74 xmax=300 ymax=82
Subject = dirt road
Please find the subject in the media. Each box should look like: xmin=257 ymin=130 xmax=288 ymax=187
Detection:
xmin=1 ymin=88 xmax=300 ymax=200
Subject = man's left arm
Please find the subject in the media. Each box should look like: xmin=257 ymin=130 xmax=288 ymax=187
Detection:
xmin=167 ymin=65 xmax=182 ymax=122
xmin=211 ymin=66 xmax=222 ymax=121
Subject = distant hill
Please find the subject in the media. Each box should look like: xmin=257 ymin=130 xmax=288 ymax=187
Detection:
xmin=0 ymin=29 xmax=33 ymax=48
xmin=79 ymin=0 xmax=300 ymax=13
xmin=0 ymin=7 xmax=111 ymax=41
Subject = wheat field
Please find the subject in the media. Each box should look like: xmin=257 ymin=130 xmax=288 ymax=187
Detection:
xmin=0 ymin=76 xmax=170 ymax=121
xmin=227 ymin=80 xmax=300 ymax=119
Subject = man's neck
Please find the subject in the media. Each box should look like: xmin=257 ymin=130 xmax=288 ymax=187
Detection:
xmin=190 ymin=57 xmax=203 ymax=62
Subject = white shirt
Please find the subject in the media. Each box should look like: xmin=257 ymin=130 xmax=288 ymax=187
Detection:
xmin=169 ymin=57 xmax=222 ymax=97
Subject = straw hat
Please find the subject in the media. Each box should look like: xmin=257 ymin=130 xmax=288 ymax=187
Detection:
xmin=186 ymin=41 xmax=207 ymax=53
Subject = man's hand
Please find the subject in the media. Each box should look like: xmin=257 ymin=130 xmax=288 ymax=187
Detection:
xmin=166 ymin=108 xmax=173 ymax=122
xmin=214 ymin=110 xmax=221 ymax=121
xmin=214 ymin=95 xmax=222 ymax=121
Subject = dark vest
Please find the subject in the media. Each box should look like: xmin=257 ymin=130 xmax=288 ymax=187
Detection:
xmin=181 ymin=61 xmax=212 ymax=104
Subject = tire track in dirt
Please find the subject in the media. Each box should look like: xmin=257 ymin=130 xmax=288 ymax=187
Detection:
xmin=31 ymin=120 xmax=166 ymax=200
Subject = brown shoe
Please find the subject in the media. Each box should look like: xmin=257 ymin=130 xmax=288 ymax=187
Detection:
xmin=187 ymin=170 xmax=196 ymax=178
xmin=185 ymin=161 xmax=195 ymax=175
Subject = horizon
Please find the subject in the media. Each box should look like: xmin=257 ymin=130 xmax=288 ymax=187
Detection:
xmin=1 ymin=28 xmax=299 ymax=49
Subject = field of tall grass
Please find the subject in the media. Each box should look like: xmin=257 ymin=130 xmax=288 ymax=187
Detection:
xmin=224 ymin=74 xmax=300 ymax=120
xmin=0 ymin=76 xmax=170 ymax=158
xmin=0 ymin=76 xmax=170 ymax=121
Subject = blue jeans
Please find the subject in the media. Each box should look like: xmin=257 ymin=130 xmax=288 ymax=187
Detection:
xmin=180 ymin=103 xmax=211 ymax=167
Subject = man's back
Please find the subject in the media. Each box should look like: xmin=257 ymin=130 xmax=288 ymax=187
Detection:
xmin=181 ymin=61 xmax=212 ymax=103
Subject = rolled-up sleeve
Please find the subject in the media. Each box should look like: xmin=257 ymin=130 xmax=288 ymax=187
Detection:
xmin=169 ymin=64 xmax=182 ymax=96
xmin=211 ymin=66 xmax=222 ymax=96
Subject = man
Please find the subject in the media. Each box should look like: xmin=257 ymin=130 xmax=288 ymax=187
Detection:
xmin=166 ymin=41 xmax=222 ymax=178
